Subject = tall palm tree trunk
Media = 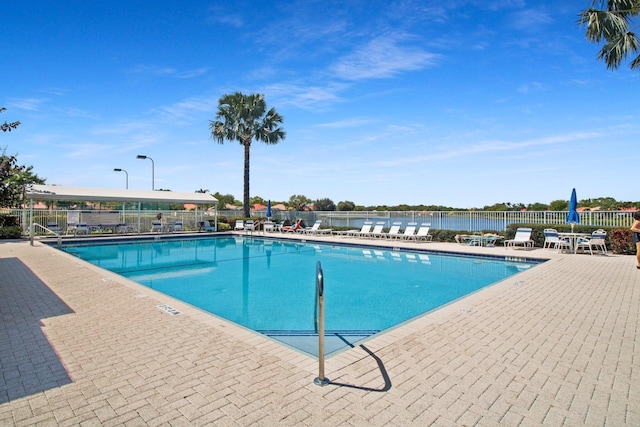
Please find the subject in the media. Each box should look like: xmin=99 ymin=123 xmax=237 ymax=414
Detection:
xmin=243 ymin=142 xmax=251 ymax=218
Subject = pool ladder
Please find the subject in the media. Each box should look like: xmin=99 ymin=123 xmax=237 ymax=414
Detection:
xmin=314 ymin=261 xmax=329 ymax=386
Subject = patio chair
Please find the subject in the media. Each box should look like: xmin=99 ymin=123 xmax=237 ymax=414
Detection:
xmin=335 ymin=221 xmax=373 ymax=237
xmin=75 ymin=223 xmax=90 ymax=236
xmin=543 ymin=228 xmax=571 ymax=252
xmin=365 ymin=221 xmax=386 ymax=238
xmin=172 ymin=222 xmax=183 ymax=233
xmin=274 ymin=221 xmax=285 ymax=232
xmin=263 ymin=220 xmax=275 ymax=232
xmin=198 ymin=220 xmax=216 ymax=232
xmin=411 ymin=223 xmax=433 ymax=242
xmin=399 ymin=222 xmax=418 ymax=240
xmin=283 ymin=220 xmax=302 ymax=232
xmin=382 ymin=222 xmax=403 ymax=239
xmin=46 ymin=222 xmax=63 ymax=234
xmin=575 ymin=230 xmax=607 ymax=255
xmin=244 ymin=220 xmax=255 ymax=233
xmin=151 ymin=221 xmax=163 ymax=233
xmin=303 ymin=220 xmax=333 ymax=235
xmin=504 ymin=227 xmax=534 ymax=250
xmin=234 ymin=220 xmax=244 ymax=231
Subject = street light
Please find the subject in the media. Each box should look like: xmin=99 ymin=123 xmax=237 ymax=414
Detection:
xmin=113 ymin=168 xmax=128 ymax=189
xmin=136 ymin=155 xmax=154 ymax=190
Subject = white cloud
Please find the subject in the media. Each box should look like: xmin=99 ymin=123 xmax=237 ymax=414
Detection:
xmin=330 ymin=34 xmax=439 ymax=80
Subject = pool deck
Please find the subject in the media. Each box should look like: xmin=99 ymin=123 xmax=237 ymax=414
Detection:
xmin=1 ymin=233 xmax=638 ymax=426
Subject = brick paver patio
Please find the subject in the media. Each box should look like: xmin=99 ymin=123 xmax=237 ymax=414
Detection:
xmin=1 ymin=235 xmax=638 ymax=426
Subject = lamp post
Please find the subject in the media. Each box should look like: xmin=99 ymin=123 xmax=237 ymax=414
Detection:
xmin=136 ymin=155 xmax=154 ymax=190
xmin=113 ymin=168 xmax=128 ymax=189
xmin=113 ymin=168 xmax=128 ymax=222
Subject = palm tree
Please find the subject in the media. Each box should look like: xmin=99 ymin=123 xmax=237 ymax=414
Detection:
xmin=210 ymin=92 xmax=285 ymax=218
xmin=579 ymin=0 xmax=640 ymax=70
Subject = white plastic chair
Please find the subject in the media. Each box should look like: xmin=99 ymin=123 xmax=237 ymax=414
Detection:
xmin=543 ymin=229 xmax=571 ymax=252
xmin=575 ymin=230 xmax=607 ymax=255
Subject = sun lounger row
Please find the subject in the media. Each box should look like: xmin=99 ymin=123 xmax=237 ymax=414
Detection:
xmin=337 ymin=221 xmax=432 ymax=241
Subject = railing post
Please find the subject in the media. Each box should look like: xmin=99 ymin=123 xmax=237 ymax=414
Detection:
xmin=314 ymin=261 xmax=329 ymax=386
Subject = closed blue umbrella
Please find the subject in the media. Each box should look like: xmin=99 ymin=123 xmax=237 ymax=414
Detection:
xmin=566 ymin=188 xmax=580 ymax=232
xmin=266 ymin=200 xmax=272 ymax=219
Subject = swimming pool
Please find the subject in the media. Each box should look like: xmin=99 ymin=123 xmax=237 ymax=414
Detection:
xmin=59 ymin=236 xmax=542 ymax=357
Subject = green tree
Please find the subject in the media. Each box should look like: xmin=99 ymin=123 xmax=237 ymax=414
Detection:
xmin=314 ymin=198 xmax=335 ymax=211
xmin=579 ymin=0 xmax=640 ymax=70
xmin=212 ymin=192 xmax=237 ymax=208
xmin=1 ymin=148 xmax=45 ymax=208
xmin=288 ymin=194 xmax=312 ymax=211
xmin=549 ymin=199 xmax=569 ymax=211
xmin=210 ymin=93 xmax=285 ymax=218
xmin=1 ymin=108 xmax=20 ymax=133
xmin=337 ymin=200 xmax=356 ymax=211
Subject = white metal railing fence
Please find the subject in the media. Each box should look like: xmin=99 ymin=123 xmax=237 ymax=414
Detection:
xmin=3 ymin=209 xmax=218 ymax=235
xmin=3 ymin=208 xmax=635 ymax=234
xmin=214 ymin=209 xmax=635 ymax=232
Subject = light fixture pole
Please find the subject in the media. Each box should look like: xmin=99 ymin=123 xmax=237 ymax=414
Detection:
xmin=113 ymin=168 xmax=129 ymax=222
xmin=113 ymin=168 xmax=128 ymax=189
xmin=136 ymin=155 xmax=154 ymax=190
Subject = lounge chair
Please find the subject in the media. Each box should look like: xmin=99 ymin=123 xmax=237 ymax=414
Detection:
xmin=234 ymin=220 xmax=244 ymax=231
xmin=263 ymin=220 xmax=275 ymax=232
xmin=342 ymin=221 xmax=373 ymax=237
xmin=244 ymin=220 xmax=255 ymax=233
xmin=46 ymin=222 xmax=63 ymax=234
xmin=365 ymin=221 xmax=386 ymax=238
xmin=75 ymin=223 xmax=90 ymax=236
xmin=283 ymin=220 xmax=302 ymax=232
xmin=302 ymin=220 xmax=333 ymax=235
xmin=399 ymin=222 xmax=418 ymax=240
xmin=382 ymin=222 xmax=403 ymax=239
xmin=575 ymin=230 xmax=607 ymax=255
xmin=504 ymin=227 xmax=534 ymax=250
xmin=274 ymin=221 xmax=285 ymax=232
xmin=408 ymin=223 xmax=432 ymax=242
xmin=172 ymin=222 xmax=183 ymax=232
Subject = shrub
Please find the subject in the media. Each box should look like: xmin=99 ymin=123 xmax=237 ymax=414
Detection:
xmin=0 ymin=226 xmax=22 ymax=239
xmin=609 ymin=229 xmax=635 ymax=255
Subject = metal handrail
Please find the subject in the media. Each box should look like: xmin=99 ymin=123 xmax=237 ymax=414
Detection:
xmin=314 ymin=261 xmax=329 ymax=386
xmin=31 ymin=222 xmax=62 ymax=247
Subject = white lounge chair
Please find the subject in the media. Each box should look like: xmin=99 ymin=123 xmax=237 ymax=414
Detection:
xmin=504 ymin=227 xmax=534 ymax=250
xmin=348 ymin=221 xmax=373 ymax=237
xmin=399 ymin=222 xmax=418 ymax=240
xmin=382 ymin=222 xmax=403 ymax=239
xmin=234 ymin=220 xmax=244 ymax=231
xmin=75 ymin=223 xmax=90 ymax=236
xmin=263 ymin=220 xmax=275 ymax=232
xmin=151 ymin=221 xmax=163 ymax=233
xmin=575 ymin=230 xmax=607 ymax=255
xmin=409 ymin=223 xmax=433 ymax=242
xmin=365 ymin=221 xmax=386 ymax=238
xmin=335 ymin=221 xmax=372 ymax=237
xmin=303 ymin=220 xmax=332 ymax=235
xmin=244 ymin=220 xmax=255 ymax=233
xmin=46 ymin=222 xmax=62 ymax=234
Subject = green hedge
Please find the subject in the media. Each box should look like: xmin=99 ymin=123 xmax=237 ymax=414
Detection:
xmin=504 ymin=223 xmax=633 ymax=254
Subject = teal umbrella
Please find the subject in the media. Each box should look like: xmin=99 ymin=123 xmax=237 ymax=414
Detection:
xmin=566 ymin=188 xmax=580 ymax=232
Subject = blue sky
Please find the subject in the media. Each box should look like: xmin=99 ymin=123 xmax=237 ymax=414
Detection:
xmin=2 ymin=1 xmax=638 ymax=208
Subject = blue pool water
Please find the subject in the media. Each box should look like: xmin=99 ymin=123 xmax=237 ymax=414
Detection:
xmin=59 ymin=236 xmax=541 ymax=356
